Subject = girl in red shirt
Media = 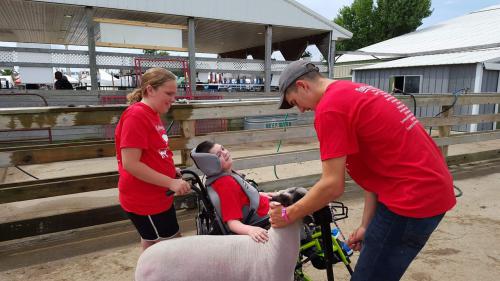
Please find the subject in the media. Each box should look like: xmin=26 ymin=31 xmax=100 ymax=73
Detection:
xmin=115 ymin=68 xmax=190 ymax=251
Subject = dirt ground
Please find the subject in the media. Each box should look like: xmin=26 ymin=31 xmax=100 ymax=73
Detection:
xmin=1 ymin=139 xmax=500 ymax=281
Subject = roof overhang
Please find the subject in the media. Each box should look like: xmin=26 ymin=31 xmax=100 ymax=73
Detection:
xmin=0 ymin=0 xmax=352 ymax=54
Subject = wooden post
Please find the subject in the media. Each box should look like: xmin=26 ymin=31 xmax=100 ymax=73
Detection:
xmin=438 ymin=105 xmax=454 ymax=157
xmin=180 ymin=120 xmax=196 ymax=167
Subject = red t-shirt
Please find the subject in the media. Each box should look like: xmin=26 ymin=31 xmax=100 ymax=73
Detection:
xmin=211 ymin=175 xmax=270 ymax=222
xmin=115 ymin=102 xmax=176 ymax=215
xmin=315 ymin=80 xmax=456 ymax=218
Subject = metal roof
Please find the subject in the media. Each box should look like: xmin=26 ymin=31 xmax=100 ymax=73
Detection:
xmin=0 ymin=0 xmax=351 ymax=54
xmin=339 ymin=4 xmax=500 ymax=64
xmin=355 ymin=48 xmax=500 ymax=70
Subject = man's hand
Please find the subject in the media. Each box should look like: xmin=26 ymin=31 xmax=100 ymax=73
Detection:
xmin=269 ymin=202 xmax=291 ymax=228
xmin=347 ymin=225 xmax=366 ymax=251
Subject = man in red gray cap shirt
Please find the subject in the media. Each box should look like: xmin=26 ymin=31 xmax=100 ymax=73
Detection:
xmin=268 ymin=60 xmax=456 ymax=281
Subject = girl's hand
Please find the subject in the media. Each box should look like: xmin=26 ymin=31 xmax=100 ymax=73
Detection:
xmin=169 ymin=179 xmax=191 ymax=195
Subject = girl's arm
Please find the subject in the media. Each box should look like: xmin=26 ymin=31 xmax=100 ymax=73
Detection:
xmin=121 ymin=148 xmax=190 ymax=195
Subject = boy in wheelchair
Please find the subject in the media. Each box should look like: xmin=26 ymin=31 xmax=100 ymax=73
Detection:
xmin=192 ymin=141 xmax=273 ymax=243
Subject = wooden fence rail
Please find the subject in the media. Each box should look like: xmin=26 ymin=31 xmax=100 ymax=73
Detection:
xmin=0 ymin=93 xmax=499 ymax=241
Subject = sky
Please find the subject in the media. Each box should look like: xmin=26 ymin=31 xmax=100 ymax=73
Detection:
xmin=296 ymin=0 xmax=500 ymax=29
xmin=2 ymin=1 xmax=500 ymax=60
xmin=293 ymin=0 xmax=500 ymax=60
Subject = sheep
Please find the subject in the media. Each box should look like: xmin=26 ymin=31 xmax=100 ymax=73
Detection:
xmin=135 ymin=187 xmax=308 ymax=281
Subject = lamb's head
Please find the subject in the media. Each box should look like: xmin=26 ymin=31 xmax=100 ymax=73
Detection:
xmin=271 ymin=187 xmax=308 ymax=207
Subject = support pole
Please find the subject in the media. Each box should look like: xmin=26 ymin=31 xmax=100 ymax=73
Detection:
xmin=470 ymin=63 xmax=484 ymax=132
xmin=188 ymin=18 xmax=196 ymax=96
xmin=328 ymin=32 xmax=336 ymax=79
xmin=85 ymin=6 xmax=98 ymax=91
xmin=264 ymin=25 xmax=272 ymax=93
xmin=494 ymin=71 xmax=500 ymax=130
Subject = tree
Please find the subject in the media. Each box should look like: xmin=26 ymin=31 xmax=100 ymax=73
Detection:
xmin=334 ymin=0 xmax=432 ymax=51
xmin=334 ymin=0 xmax=377 ymax=52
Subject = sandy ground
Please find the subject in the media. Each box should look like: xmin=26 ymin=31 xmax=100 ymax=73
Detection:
xmin=1 ymin=171 xmax=499 ymax=281
xmin=0 ymin=139 xmax=499 ymax=280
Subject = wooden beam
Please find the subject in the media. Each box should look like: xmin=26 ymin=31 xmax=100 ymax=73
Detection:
xmin=93 ymin=18 xmax=188 ymax=30
xmin=187 ymin=125 xmax=317 ymax=149
xmin=0 ymin=202 xmax=195 ymax=243
xmin=258 ymin=174 xmax=321 ymax=191
xmin=420 ymin=114 xmax=500 ymax=127
xmin=0 ymin=108 xmax=124 ymax=130
xmin=169 ymin=103 xmax=298 ymax=121
xmin=96 ymin=42 xmax=188 ymax=52
xmin=1 ymin=126 xmax=497 ymax=170
xmin=0 ymin=173 xmax=119 ymax=203
xmin=1 ymin=94 xmax=499 ymax=127
xmin=446 ymin=149 xmax=500 ymax=166
xmin=0 ymin=142 xmax=116 ymax=168
xmin=0 ymin=138 xmax=187 ymax=167
xmin=232 ymin=149 xmax=320 ymax=170
xmin=399 ymin=94 xmax=500 ymax=107
xmin=434 ymin=131 xmax=500 ymax=146
xmin=0 ymin=205 xmax=126 ymax=242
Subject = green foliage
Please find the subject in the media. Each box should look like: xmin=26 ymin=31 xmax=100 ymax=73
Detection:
xmin=143 ymin=49 xmax=170 ymax=56
xmin=1 ymin=69 xmax=13 ymax=76
xmin=334 ymin=0 xmax=432 ymax=51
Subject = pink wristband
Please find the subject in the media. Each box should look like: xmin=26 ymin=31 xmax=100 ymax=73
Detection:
xmin=281 ymin=207 xmax=290 ymax=222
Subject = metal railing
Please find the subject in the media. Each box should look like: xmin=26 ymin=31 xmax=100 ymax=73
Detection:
xmin=0 ymin=46 xmax=365 ymax=78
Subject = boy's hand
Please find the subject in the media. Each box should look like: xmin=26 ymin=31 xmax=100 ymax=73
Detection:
xmin=248 ymin=226 xmax=269 ymax=243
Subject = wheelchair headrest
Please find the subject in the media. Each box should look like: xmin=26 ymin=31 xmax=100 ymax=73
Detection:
xmin=190 ymin=148 xmax=223 ymax=177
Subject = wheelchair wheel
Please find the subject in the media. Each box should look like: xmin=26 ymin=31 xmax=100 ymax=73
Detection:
xmin=195 ymin=214 xmax=208 ymax=235
xmin=195 ymin=199 xmax=211 ymax=235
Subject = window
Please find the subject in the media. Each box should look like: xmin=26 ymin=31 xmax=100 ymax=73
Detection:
xmin=390 ymin=75 xmax=421 ymax=93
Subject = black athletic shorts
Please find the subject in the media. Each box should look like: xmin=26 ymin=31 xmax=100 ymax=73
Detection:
xmin=126 ymin=206 xmax=180 ymax=241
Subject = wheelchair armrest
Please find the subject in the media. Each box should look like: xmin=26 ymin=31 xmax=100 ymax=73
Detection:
xmin=250 ymin=216 xmax=270 ymax=229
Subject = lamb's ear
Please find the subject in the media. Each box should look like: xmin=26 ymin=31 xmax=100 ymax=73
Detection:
xmin=271 ymin=192 xmax=293 ymax=207
xmin=292 ymin=187 xmax=308 ymax=204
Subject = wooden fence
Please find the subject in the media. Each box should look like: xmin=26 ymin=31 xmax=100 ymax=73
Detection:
xmin=1 ymin=93 xmax=500 ymax=241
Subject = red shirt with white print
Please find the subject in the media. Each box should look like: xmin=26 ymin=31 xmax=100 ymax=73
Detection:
xmin=211 ymin=175 xmax=270 ymax=223
xmin=115 ymin=102 xmax=176 ymax=215
xmin=314 ymin=80 xmax=456 ymax=218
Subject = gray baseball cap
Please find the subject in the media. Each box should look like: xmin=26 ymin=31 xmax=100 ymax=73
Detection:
xmin=278 ymin=60 xmax=319 ymax=109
